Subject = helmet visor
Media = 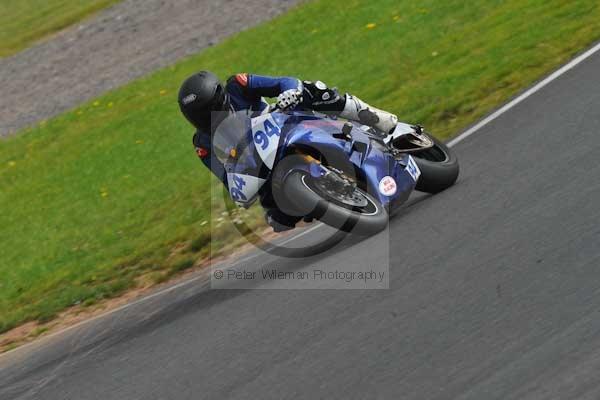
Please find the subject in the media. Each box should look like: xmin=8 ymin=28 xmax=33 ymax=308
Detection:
xmin=206 ymin=84 xmax=231 ymax=132
xmin=210 ymin=84 xmax=229 ymax=112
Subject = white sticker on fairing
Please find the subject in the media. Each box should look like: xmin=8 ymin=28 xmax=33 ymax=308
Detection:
xmin=405 ymin=155 xmax=421 ymax=182
xmin=379 ymin=176 xmax=397 ymax=196
xmin=227 ymin=173 xmax=266 ymax=204
xmin=251 ymin=114 xmax=281 ymax=170
xmin=182 ymin=93 xmax=197 ymax=105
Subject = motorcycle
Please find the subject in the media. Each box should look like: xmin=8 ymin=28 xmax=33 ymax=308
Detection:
xmin=212 ymin=107 xmax=459 ymax=236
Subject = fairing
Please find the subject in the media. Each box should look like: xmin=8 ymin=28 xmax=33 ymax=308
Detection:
xmin=218 ymin=111 xmax=418 ymax=210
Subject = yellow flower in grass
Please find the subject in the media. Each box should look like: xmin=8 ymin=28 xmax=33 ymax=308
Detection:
xmin=100 ymin=188 xmax=109 ymax=198
xmin=393 ymin=15 xmax=401 ymax=21
xmin=365 ymin=23 xmax=377 ymax=29
xmin=160 ymin=89 xmax=167 ymax=95
xmin=93 ymin=101 xmax=100 ymax=107
xmin=136 ymin=139 xmax=144 ymax=144
xmin=108 ymin=102 xmax=114 ymax=108
xmin=8 ymin=161 xmax=16 ymax=167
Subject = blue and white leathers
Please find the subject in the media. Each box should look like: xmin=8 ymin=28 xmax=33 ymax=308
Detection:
xmin=193 ymin=74 xmax=304 ymax=188
xmin=215 ymin=110 xmax=420 ymax=212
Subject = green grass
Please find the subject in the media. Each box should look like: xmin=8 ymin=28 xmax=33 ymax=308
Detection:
xmin=1 ymin=0 xmax=600 ymax=334
xmin=0 ymin=0 xmax=121 ymax=58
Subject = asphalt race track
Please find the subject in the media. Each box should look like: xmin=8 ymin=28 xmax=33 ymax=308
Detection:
xmin=1 ymin=47 xmax=600 ymax=399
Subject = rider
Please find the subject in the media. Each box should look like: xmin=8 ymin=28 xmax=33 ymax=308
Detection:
xmin=178 ymin=71 xmax=400 ymax=232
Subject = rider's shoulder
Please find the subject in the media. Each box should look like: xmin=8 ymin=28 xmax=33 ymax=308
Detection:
xmin=227 ymin=73 xmax=250 ymax=89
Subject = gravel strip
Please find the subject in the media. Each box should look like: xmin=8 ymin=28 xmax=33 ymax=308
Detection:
xmin=0 ymin=0 xmax=301 ymax=137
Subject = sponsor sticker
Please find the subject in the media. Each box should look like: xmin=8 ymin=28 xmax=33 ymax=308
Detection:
xmin=182 ymin=93 xmax=197 ymax=105
xmin=378 ymin=176 xmax=397 ymax=196
xmin=405 ymin=156 xmax=421 ymax=182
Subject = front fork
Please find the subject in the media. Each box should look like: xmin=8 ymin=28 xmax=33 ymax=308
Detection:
xmin=273 ymin=153 xmax=329 ymax=185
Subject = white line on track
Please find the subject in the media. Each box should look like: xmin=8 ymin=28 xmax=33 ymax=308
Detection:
xmin=276 ymin=222 xmax=324 ymax=246
xmin=2 ymin=40 xmax=600 ymax=360
xmin=447 ymin=41 xmax=600 ymax=148
xmin=221 ymin=222 xmax=323 ymax=266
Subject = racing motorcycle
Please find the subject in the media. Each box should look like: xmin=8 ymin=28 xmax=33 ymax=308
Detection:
xmin=212 ymin=107 xmax=459 ymax=236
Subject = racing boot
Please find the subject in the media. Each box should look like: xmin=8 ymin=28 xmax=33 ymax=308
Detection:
xmin=339 ymin=94 xmax=398 ymax=135
xmin=265 ymin=208 xmax=302 ymax=233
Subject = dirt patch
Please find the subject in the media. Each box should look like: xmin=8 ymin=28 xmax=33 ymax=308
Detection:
xmin=0 ymin=0 xmax=302 ymax=136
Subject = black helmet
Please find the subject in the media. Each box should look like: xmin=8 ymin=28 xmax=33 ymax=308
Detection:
xmin=178 ymin=71 xmax=230 ymax=131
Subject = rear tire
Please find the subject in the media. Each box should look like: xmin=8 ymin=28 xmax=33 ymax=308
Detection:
xmin=411 ymin=134 xmax=459 ymax=193
xmin=281 ymin=171 xmax=388 ymax=236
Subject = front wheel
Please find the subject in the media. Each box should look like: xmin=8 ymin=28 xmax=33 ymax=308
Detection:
xmin=281 ymin=171 xmax=389 ymax=236
xmin=411 ymin=134 xmax=459 ymax=193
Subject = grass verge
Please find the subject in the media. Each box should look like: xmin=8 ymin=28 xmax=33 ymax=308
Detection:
xmin=0 ymin=0 xmax=121 ymax=58
xmin=1 ymin=0 xmax=600 ymax=336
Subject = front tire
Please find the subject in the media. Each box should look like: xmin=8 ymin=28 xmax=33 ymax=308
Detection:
xmin=281 ymin=171 xmax=389 ymax=236
xmin=411 ymin=134 xmax=459 ymax=193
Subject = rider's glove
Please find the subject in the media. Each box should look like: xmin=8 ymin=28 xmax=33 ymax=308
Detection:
xmin=276 ymin=89 xmax=303 ymax=110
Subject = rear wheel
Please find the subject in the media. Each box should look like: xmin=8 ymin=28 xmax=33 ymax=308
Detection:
xmin=410 ymin=134 xmax=459 ymax=193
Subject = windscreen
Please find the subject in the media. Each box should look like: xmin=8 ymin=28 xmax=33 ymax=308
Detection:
xmin=212 ymin=111 xmax=255 ymax=168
